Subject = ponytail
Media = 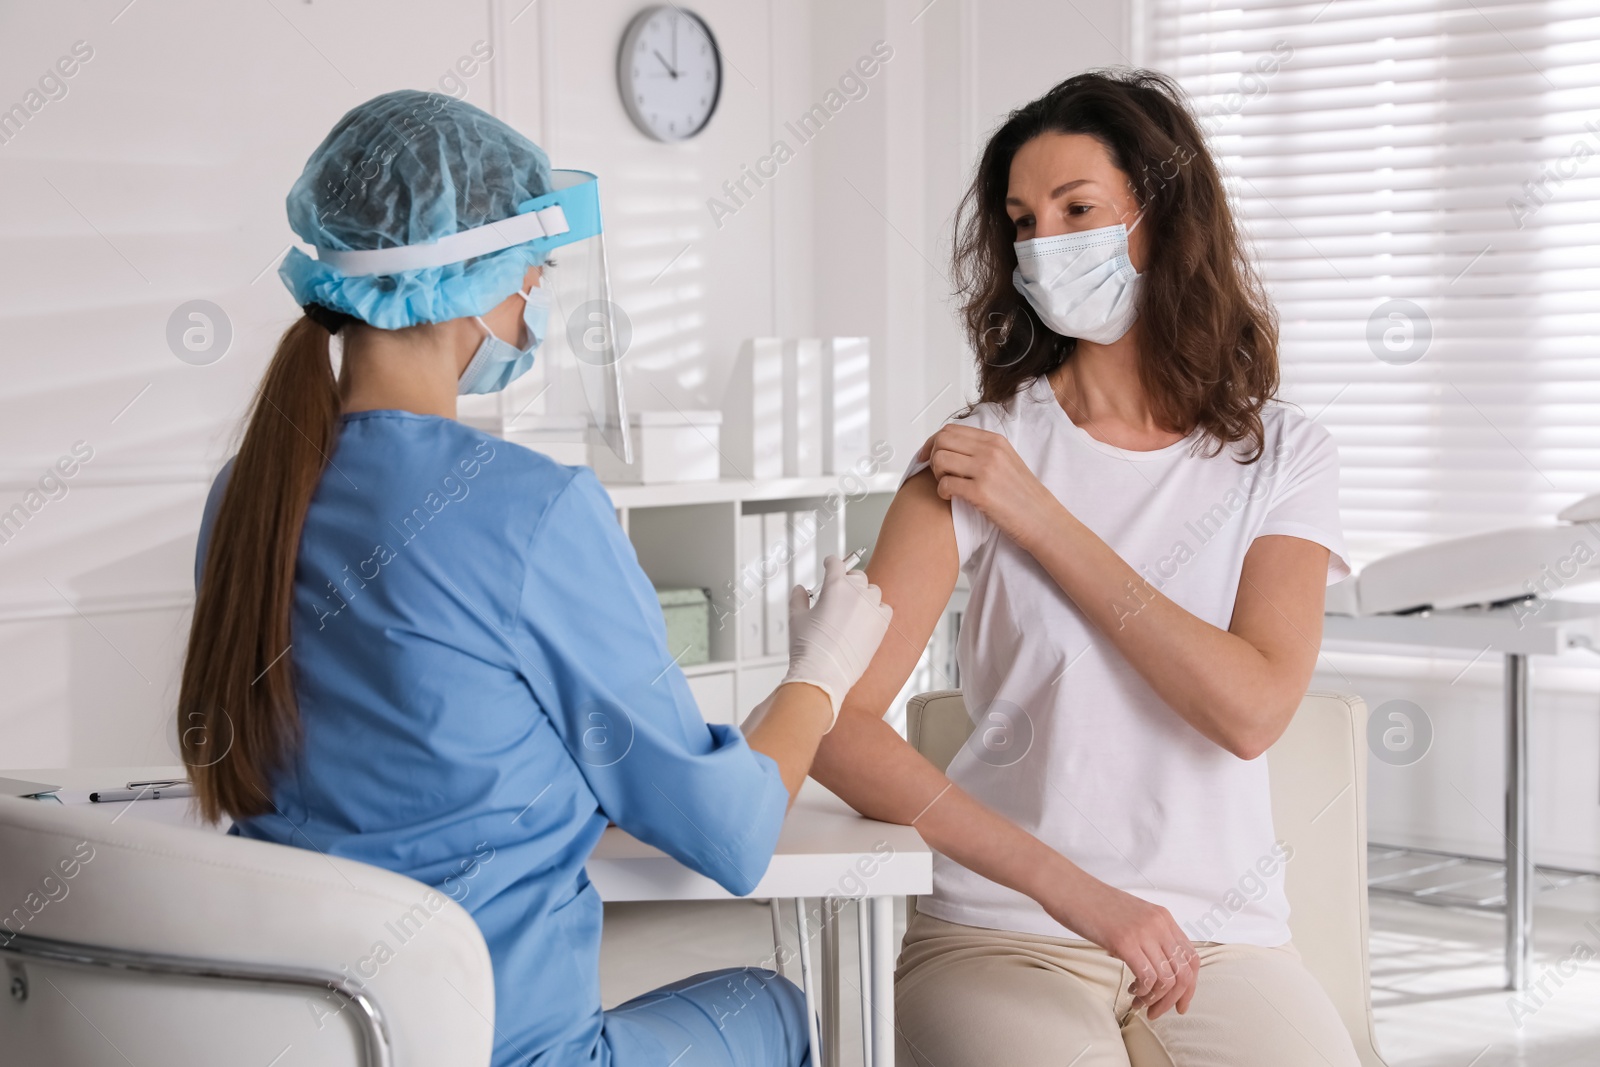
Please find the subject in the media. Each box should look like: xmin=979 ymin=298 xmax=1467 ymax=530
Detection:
xmin=180 ymin=315 xmax=340 ymax=823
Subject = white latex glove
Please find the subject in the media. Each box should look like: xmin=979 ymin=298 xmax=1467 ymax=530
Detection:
xmin=778 ymin=554 xmax=893 ymax=729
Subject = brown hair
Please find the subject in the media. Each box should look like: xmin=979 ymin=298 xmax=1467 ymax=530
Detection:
xmin=178 ymin=315 xmax=340 ymax=822
xmin=953 ymin=69 xmax=1279 ymax=460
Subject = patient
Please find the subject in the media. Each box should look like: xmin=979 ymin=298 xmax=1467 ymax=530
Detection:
xmin=810 ymin=70 xmax=1359 ymax=1066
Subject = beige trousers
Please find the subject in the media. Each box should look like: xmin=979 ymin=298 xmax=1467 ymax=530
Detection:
xmin=895 ymin=911 xmax=1360 ymax=1067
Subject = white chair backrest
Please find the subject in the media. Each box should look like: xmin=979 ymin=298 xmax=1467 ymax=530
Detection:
xmin=1265 ymin=691 xmax=1381 ymax=1066
xmin=0 ymin=795 xmax=495 ymax=1067
xmin=904 ymin=689 xmax=1386 ymax=1067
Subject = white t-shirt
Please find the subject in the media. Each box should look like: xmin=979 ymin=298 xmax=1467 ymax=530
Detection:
xmin=904 ymin=375 xmax=1349 ymax=946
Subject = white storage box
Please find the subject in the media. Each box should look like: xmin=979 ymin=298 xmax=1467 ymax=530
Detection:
xmin=822 ymin=337 xmax=872 ymax=474
xmin=782 ymin=338 xmax=824 ymax=477
xmin=721 ymin=338 xmax=785 ymax=480
xmin=503 ymin=415 xmax=589 ymax=467
xmin=589 ymin=410 xmax=722 ymax=485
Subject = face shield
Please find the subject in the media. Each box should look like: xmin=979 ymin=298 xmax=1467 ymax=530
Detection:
xmin=537 ymin=172 xmax=632 ymax=464
xmin=309 ymin=169 xmax=631 ymax=462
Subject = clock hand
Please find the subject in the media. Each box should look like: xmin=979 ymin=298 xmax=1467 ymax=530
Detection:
xmin=652 ymin=49 xmax=679 ymax=79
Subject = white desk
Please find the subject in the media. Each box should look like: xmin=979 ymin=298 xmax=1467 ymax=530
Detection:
xmin=1322 ymin=600 xmax=1600 ymax=991
xmin=6 ymin=767 xmax=930 ymax=1067
xmin=592 ymin=781 xmax=929 ymax=1067
xmin=4 ymin=766 xmax=212 ymax=829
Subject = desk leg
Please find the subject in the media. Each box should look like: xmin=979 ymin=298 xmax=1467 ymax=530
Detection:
xmin=820 ymin=903 xmax=841 ymax=1067
xmin=871 ymin=896 xmax=895 ymax=1067
xmin=857 ymin=899 xmax=873 ymax=1065
xmin=795 ymin=899 xmax=823 ymax=1066
xmin=1505 ymin=653 xmax=1532 ymax=992
xmin=770 ymin=898 xmax=787 ymax=979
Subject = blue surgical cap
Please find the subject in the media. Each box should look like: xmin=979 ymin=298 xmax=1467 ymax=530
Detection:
xmin=279 ymin=90 xmax=555 ymax=329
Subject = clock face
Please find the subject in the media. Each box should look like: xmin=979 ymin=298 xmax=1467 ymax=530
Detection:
xmin=618 ymin=6 xmax=722 ymax=142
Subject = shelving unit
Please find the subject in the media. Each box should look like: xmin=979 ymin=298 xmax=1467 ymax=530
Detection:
xmin=605 ymin=472 xmax=902 ymax=727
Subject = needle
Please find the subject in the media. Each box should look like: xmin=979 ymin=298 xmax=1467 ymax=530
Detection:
xmin=808 ymin=547 xmax=867 ymax=604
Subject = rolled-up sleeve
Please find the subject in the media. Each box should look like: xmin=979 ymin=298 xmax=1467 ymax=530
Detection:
xmin=1257 ymin=418 xmax=1351 ymax=585
xmin=513 ymin=469 xmax=787 ymax=896
xmin=900 ymin=404 xmax=1013 ymax=568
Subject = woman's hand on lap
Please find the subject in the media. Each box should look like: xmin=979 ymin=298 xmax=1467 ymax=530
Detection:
xmin=1045 ymin=878 xmax=1199 ymax=1019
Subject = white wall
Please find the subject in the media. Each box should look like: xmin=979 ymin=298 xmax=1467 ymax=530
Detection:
xmin=0 ymin=0 xmax=1132 ymax=768
xmin=0 ymin=0 xmax=505 ymax=766
xmin=1315 ymin=652 xmax=1600 ymax=872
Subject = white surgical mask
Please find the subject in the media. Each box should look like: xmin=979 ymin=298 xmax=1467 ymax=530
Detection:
xmin=1012 ymin=217 xmax=1143 ymax=345
xmin=458 ymin=285 xmax=551 ymax=396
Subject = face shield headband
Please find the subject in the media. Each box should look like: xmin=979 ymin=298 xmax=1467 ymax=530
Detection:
xmin=310 ymin=169 xmax=603 ymax=276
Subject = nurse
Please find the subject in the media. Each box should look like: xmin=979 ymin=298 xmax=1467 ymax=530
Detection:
xmin=177 ymin=90 xmax=891 ymax=1067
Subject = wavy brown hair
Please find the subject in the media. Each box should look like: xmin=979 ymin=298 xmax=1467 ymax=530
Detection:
xmin=954 ymin=69 xmax=1278 ymax=460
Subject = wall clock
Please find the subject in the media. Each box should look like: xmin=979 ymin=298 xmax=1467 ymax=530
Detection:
xmin=618 ymin=6 xmax=722 ymax=142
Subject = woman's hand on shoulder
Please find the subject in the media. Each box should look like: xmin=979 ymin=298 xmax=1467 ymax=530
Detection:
xmin=918 ymin=424 xmax=1061 ymax=552
xmin=1043 ymin=877 xmax=1199 ymax=1019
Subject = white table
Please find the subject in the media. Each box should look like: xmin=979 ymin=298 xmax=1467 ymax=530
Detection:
xmin=589 ymin=781 xmax=930 ymax=1067
xmin=4 ymin=765 xmax=213 ymax=828
xmin=6 ymin=767 xmax=930 ymax=1067
xmin=1322 ymin=600 xmax=1600 ymax=991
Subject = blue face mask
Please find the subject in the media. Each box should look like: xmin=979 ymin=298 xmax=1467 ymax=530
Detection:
xmin=458 ymin=285 xmax=551 ymax=395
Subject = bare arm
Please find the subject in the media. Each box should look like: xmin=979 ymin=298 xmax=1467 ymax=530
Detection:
xmin=1044 ymin=529 xmax=1328 ymax=759
xmin=924 ymin=425 xmax=1329 ymax=759
xmin=811 ymin=470 xmax=1199 ymax=1016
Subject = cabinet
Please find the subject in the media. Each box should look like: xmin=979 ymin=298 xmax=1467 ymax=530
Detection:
xmin=607 ymin=473 xmax=901 ymax=725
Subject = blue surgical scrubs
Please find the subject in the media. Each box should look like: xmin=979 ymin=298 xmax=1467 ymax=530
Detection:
xmin=196 ymin=410 xmax=808 ymax=1067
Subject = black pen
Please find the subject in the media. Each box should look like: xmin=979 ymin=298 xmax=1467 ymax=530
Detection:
xmin=89 ymin=783 xmax=193 ymax=803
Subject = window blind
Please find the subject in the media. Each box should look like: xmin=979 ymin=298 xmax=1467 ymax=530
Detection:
xmin=1145 ymin=0 xmax=1600 ymax=566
